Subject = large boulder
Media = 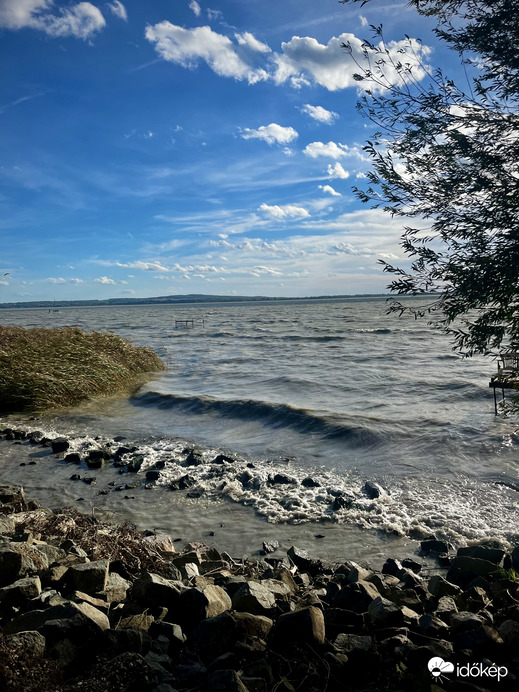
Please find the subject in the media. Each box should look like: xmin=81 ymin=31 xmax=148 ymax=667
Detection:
xmin=232 ymin=581 xmax=276 ymax=615
xmin=0 ymin=544 xmax=49 ymax=586
xmin=68 ymin=559 xmax=109 ymax=594
xmin=270 ymin=606 xmax=325 ymax=649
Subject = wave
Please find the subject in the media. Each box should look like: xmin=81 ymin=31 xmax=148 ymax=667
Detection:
xmin=131 ymin=391 xmax=383 ymax=447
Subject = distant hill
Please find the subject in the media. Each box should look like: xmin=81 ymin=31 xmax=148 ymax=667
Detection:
xmin=0 ymin=293 xmax=394 ymax=309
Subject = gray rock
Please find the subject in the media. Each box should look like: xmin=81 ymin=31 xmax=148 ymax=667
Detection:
xmin=142 ymin=533 xmax=176 ymax=554
xmin=428 ymin=574 xmax=462 ymax=598
xmin=4 ymin=630 xmax=46 ymax=658
xmin=457 ymin=545 xmax=505 ymax=564
xmin=0 ymin=575 xmax=42 ymax=609
xmin=271 ymin=605 xmax=325 ymax=648
xmin=234 ymin=611 xmax=274 ymax=640
xmin=96 ymin=572 xmax=131 ymax=603
xmin=132 ymin=572 xmax=184 ymax=611
xmin=287 ymin=545 xmax=313 ymax=571
xmin=334 ymin=632 xmax=374 ymax=654
xmin=188 ymin=611 xmax=237 ymax=659
xmin=447 ymin=556 xmax=500 ymax=586
xmin=69 ymin=559 xmax=109 ymax=594
xmin=179 ymin=584 xmax=232 ymax=627
xmin=498 ymin=619 xmax=519 ymax=649
xmin=368 ymin=596 xmax=404 ymax=628
xmin=232 ymin=581 xmax=276 ymax=615
xmin=363 ymin=481 xmax=385 ymax=499
xmin=51 ymin=437 xmax=70 ymax=454
xmin=418 ymin=613 xmax=449 ymax=637
xmin=0 ymin=543 xmax=49 ymax=586
xmin=333 ymin=580 xmax=380 ymax=613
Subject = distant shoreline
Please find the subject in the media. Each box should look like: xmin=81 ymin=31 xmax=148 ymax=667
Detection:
xmin=0 ymin=292 xmax=435 ymax=310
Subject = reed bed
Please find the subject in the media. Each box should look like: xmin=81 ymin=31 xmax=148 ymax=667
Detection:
xmin=0 ymin=325 xmax=166 ymax=413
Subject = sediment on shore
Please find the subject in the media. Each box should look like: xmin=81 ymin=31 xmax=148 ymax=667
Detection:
xmin=0 ymin=484 xmax=518 ymax=692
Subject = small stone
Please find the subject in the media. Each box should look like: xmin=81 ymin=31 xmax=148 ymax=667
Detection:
xmin=262 ymin=540 xmax=279 ymax=554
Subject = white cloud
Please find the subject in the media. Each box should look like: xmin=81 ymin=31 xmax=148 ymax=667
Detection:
xmin=304 ymin=141 xmax=350 ymax=159
xmin=327 ymin=162 xmax=350 ymax=179
xmin=94 ymin=276 xmax=117 ymax=285
xmin=0 ymin=0 xmax=106 ymax=39
xmin=115 ymin=260 xmax=170 ymax=272
xmin=206 ymin=8 xmax=221 ymax=21
xmin=145 ymin=22 xmax=269 ymax=84
xmin=360 ymin=15 xmax=369 ymax=28
xmin=47 ymin=276 xmax=84 ymax=284
xmin=258 ymin=202 xmax=310 ymax=219
xmin=273 ymin=33 xmax=430 ymax=92
xmin=301 ymin=104 xmax=338 ymax=124
xmin=189 ymin=0 xmax=201 ymax=17
xmin=319 ymin=184 xmax=341 ymax=197
xmin=241 ymin=123 xmax=298 ymax=145
xmin=108 ymin=1 xmax=126 ymax=21
xmin=234 ymin=31 xmax=271 ymax=54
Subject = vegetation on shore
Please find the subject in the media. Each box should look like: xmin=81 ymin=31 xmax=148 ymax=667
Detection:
xmin=0 ymin=325 xmax=166 ymax=413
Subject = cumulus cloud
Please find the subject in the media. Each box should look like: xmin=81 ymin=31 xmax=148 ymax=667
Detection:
xmin=319 ymin=184 xmax=341 ymax=196
xmin=115 ymin=260 xmax=170 ymax=272
xmin=235 ymin=31 xmax=271 ymax=53
xmin=189 ymin=0 xmax=201 ymax=17
xmin=240 ymin=123 xmax=298 ymax=145
xmin=273 ymin=33 xmax=430 ymax=92
xmin=304 ymin=141 xmax=350 ymax=159
xmin=301 ymin=104 xmax=338 ymax=124
xmin=47 ymin=276 xmax=84 ymax=284
xmin=145 ymin=22 xmax=269 ymax=84
xmin=94 ymin=276 xmax=117 ymax=285
xmin=108 ymin=1 xmax=127 ymax=21
xmin=0 ymin=0 xmax=106 ymax=39
xmin=258 ymin=202 xmax=310 ymax=219
xmin=327 ymin=162 xmax=350 ymax=179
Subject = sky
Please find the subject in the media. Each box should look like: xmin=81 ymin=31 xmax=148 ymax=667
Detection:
xmin=0 ymin=0 xmax=455 ymax=301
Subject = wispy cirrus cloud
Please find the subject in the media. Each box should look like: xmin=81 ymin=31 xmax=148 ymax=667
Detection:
xmin=240 ymin=123 xmax=298 ymax=145
xmin=189 ymin=1 xmax=201 ymax=17
xmin=108 ymin=1 xmax=127 ymax=22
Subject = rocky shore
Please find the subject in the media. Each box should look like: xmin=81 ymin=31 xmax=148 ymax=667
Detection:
xmin=0 ymin=483 xmax=518 ymax=692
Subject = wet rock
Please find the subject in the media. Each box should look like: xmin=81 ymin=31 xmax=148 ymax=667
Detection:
xmin=27 ymin=430 xmax=44 ymax=443
xmin=447 ymin=556 xmax=500 ymax=587
xmin=146 ymin=470 xmax=161 ymax=481
xmin=511 ymin=545 xmax=519 ymax=573
xmin=457 ymin=545 xmax=505 ymax=565
xmin=51 ymin=437 xmax=70 ymax=454
xmin=401 ymin=558 xmax=422 ymax=573
xmin=70 ymin=473 xmax=82 ymax=480
xmin=420 ymin=538 xmax=449 ymax=554
xmin=302 ymin=477 xmax=320 ymax=488
xmin=64 ymin=452 xmax=81 ymax=464
xmin=69 ymin=559 xmax=109 ymax=594
xmin=232 ymin=581 xmax=276 ymax=615
xmin=261 ymin=540 xmax=279 ymax=554
xmin=268 ymin=473 xmax=297 ymax=485
xmin=127 ymin=455 xmax=145 ymax=473
xmin=184 ymin=449 xmax=204 ymax=466
xmin=169 ymin=474 xmax=196 ymax=491
xmin=332 ymin=495 xmax=353 ymax=511
xmin=271 ymin=605 xmax=325 ymax=649
xmin=287 ymin=545 xmax=313 ymax=571
xmin=212 ymin=453 xmax=235 ymax=464
xmin=363 ymin=481 xmax=385 ymax=499
xmin=382 ymin=558 xmax=403 ymax=577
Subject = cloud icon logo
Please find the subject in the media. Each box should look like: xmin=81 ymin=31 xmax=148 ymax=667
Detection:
xmin=428 ymin=657 xmax=454 ymax=679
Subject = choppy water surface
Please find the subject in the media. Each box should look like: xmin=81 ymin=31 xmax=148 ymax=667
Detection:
xmin=1 ymin=298 xmax=518 ymax=564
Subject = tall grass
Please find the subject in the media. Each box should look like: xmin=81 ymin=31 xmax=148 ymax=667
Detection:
xmin=0 ymin=325 xmax=166 ymax=413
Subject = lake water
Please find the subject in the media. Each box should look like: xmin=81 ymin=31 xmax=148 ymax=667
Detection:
xmin=1 ymin=298 xmax=518 ymax=566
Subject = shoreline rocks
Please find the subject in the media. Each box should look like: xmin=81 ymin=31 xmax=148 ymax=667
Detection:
xmin=0 ymin=484 xmax=518 ymax=691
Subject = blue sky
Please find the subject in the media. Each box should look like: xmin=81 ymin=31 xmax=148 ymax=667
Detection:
xmin=0 ymin=0 xmax=452 ymax=301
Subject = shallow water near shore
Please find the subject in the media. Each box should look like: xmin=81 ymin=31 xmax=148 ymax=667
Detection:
xmin=1 ymin=298 xmax=518 ymax=562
